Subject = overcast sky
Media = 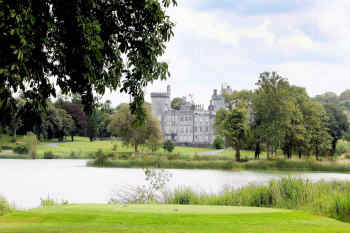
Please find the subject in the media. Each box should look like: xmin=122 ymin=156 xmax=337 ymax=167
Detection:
xmin=103 ymin=0 xmax=350 ymax=108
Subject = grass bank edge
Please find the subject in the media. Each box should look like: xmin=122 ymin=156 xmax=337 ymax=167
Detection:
xmin=88 ymin=159 xmax=350 ymax=173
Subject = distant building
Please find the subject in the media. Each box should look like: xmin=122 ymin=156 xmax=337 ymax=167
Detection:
xmin=151 ymin=85 xmax=231 ymax=146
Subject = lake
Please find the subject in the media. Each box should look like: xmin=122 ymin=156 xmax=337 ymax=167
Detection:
xmin=1 ymin=159 xmax=350 ymax=209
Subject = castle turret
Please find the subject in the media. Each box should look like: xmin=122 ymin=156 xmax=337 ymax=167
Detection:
xmin=167 ymin=85 xmax=171 ymax=97
xmin=151 ymin=85 xmax=171 ymax=121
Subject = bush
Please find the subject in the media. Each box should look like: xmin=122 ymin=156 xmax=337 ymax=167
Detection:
xmin=93 ymin=149 xmax=114 ymax=166
xmin=13 ymin=145 xmax=29 ymax=154
xmin=0 ymin=195 xmax=11 ymax=216
xmin=166 ymin=153 xmax=180 ymax=160
xmin=44 ymin=151 xmax=56 ymax=159
xmin=23 ymin=132 xmax=38 ymax=159
xmin=163 ymin=140 xmax=175 ymax=152
xmin=1 ymin=145 xmax=12 ymax=150
xmin=213 ymin=136 xmax=225 ymax=149
xmin=70 ymin=151 xmax=79 ymax=159
xmin=112 ymin=143 xmax=118 ymax=151
xmin=336 ymin=140 xmax=350 ymax=156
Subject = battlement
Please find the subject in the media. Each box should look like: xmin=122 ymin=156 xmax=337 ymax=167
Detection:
xmin=150 ymin=92 xmax=170 ymax=98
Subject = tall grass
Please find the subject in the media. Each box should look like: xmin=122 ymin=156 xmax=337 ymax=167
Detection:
xmin=89 ymin=156 xmax=350 ymax=173
xmin=164 ymin=177 xmax=350 ymax=222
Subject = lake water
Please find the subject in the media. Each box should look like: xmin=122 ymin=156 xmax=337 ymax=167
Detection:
xmin=1 ymin=159 xmax=350 ymax=209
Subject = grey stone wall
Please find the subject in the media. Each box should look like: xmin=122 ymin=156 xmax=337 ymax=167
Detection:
xmin=151 ymin=85 xmax=230 ymax=146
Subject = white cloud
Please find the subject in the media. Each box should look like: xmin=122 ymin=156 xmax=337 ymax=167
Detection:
xmin=106 ymin=0 xmax=350 ymax=108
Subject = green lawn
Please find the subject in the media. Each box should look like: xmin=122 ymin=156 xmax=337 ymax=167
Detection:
xmin=35 ymin=137 xmax=212 ymax=158
xmin=0 ymin=204 xmax=349 ymax=233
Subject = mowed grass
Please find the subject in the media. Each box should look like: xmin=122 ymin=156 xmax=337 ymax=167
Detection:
xmin=0 ymin=204 xmax=349 ymax=233
xmin=36 ymin=137 xmax=212 ymax=158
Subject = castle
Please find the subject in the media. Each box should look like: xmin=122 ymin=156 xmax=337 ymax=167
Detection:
xmin=151 ymin=85 xmax=231 ymax=146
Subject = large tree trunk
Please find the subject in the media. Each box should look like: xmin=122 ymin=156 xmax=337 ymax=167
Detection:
xmin=235 ymin=140 xmax=241 ymax=162
xmin=135 ymin=144 xmax=139 ymax=153
xmin=71 ymin=135 xmax=74 ymax=142
xmin=298 ymin=151 xmax=302 ymax=159
xmin=315 ymin=145 xmax=319 ymax=161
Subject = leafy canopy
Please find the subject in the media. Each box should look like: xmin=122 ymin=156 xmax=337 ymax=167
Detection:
xmin=0 ymin=0 xmax=177 ymax=119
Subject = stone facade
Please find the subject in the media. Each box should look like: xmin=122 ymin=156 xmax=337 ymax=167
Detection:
xmin=151 ymin=85 xmax=231 ymax=146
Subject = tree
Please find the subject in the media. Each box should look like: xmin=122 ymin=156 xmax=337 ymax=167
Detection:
xmin=252 ymin=72 xmax=292 ymax=159
xmin=63 ymin=103 xmax=88 ymax=141
xmin=213 ymin=136 xmax=225 ymax=149
xmin=87 ymin=114 xmax=98 ymax=142
xmin=340 ymin=90 xmax=350 ymax=102
xmin=171 ymin=98 xmax=183 ymax=110
xmin=215 ymin=108 xmax=248 ymax=161
xmin=107 ymin=103 xmax=162 ymax=152
xmin=1 ymin=0 xmax=177 ymax=118
xmin=314 ymin=92 xmax=339 ymax=105
xmin=323 ymin=103 xmax=349 ymax=155
xmin=306 ymin=102 xmax=332 ymax=159
xmin=163 ymin=140 xmax=175 ymax=153
xmin=41 ymin=104 xmax=75 ymax=141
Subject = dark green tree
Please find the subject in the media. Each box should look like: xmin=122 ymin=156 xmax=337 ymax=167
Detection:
xmin=324 ymin=104 xmax=349 ymax=155
xmin=1 ymin=0 xmax=177 ymax=118
xmin=163 ymin=140 xmax=175 ymax=153
xmin=215 ymin=108 xmax=248 ymax=161
xmin=171 ymin=97 xmax=183 ymax=110
xmin=213 ymin=136 xmax=225 ymax=149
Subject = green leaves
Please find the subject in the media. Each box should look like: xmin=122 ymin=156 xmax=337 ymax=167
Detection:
xmin=1 ymin=0 xmax=176 ymax=120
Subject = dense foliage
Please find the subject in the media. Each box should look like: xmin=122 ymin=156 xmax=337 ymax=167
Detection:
xmin=215 ymin=72 xmax=349 ymax=160
xmin=1 ymin=0 xmax=177 ymax=119
xmin=107 ymin=103 xmax=162 ymax=152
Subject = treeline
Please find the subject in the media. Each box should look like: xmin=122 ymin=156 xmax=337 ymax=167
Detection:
xmin=215 ymin=72 xmax=349 ymax=161
xmin=0 ymin=94 xmax=114 ymax=142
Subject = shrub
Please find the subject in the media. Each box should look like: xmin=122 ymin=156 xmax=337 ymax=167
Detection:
xmin=13 ymin=145 xmax=29 ymax=154
xmin=70 ymin=151 xmax=79 ymax=159
xmin=1 ymin=145 xmax=12 ymax=150
xmin=166 ymin=153 xmax=180 ymax=160
xmin=336 ymin=140 xmax=350 ymax=156
xmin=112 ymin=143 xmax=118 ymax=151
xmin=213 ymin=136 xmax=225 ymax=149
xmin=23 ymin=132 xmax=38 ymax=159
xmin=0 ymin=195 xmax=10 ymax=216
xmin=163 ymin=140 xmax=175 ymax=152
xmin=44 ymin=151 xmax=56 ymax=159
xmin=93 ymin=149 xmax=114 ymax=166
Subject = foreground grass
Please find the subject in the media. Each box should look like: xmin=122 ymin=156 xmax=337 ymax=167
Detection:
xmin=0 ymin=204 xmax=349 ymax=233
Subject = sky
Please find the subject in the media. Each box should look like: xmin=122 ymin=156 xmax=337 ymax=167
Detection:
xmin=103 ymin=0 xmax=350 ymax=108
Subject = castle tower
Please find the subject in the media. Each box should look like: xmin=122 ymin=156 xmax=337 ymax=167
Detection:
xmin=167 ymin=85 xmax=171 ymax=97
xmin=150 ymin=85 xmax=171 ymax=121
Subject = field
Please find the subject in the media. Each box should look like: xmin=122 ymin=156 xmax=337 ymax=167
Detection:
xmin=0 ymin=204 xmax=349 ymax=233
xmin=0 ymin=136 xmax=212 ymax=158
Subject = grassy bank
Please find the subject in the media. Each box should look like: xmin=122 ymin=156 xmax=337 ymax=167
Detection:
xmin=0 ymin=204 xmax=349 ymax=233
xmin=163 ymin=177 xmax=350 ymax=222
xmin=88 ymin=157 xmax=350 ymax=173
